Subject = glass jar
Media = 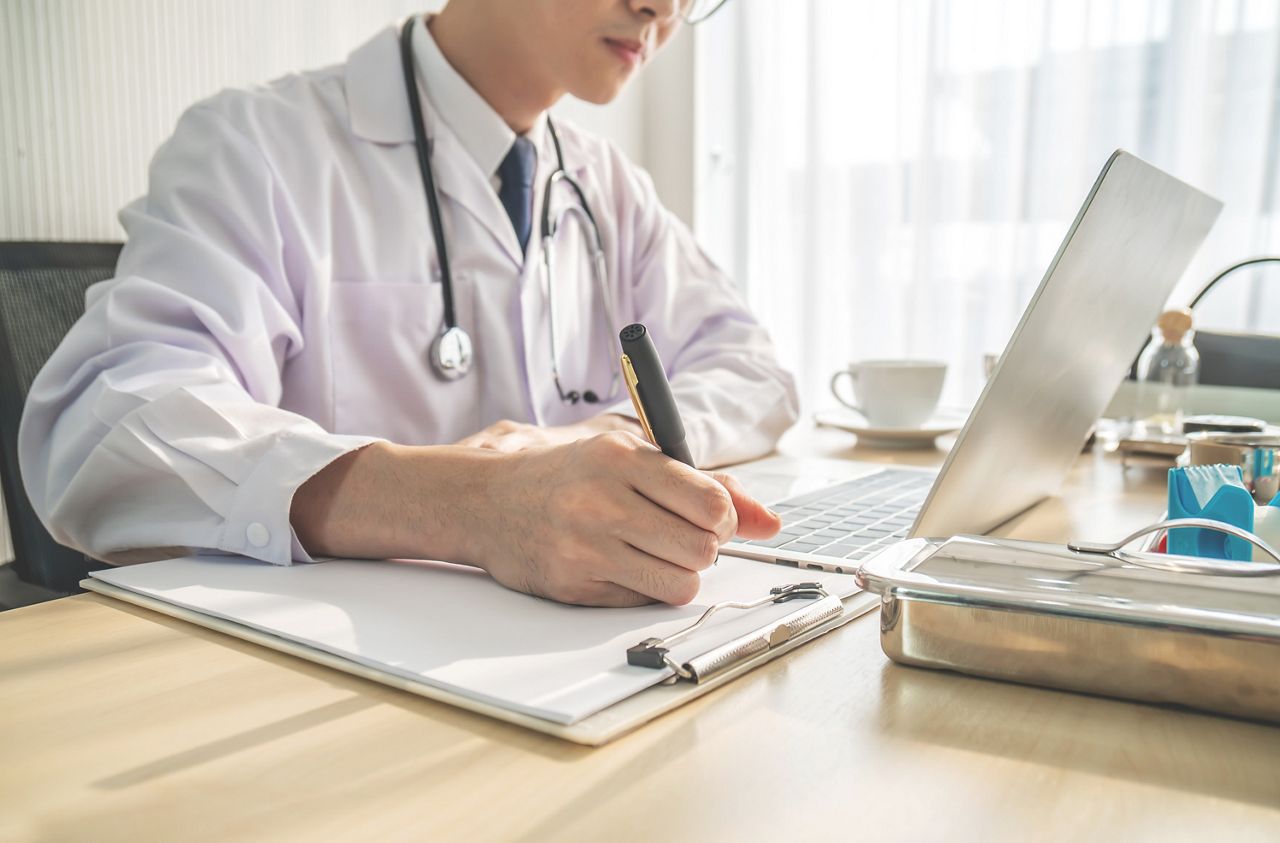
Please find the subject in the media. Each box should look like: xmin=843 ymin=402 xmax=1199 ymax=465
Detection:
xmin=1135 ymin=308 xmax=1199 ymax=434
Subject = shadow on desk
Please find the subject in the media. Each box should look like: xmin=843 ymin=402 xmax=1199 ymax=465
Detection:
xmin=80 ymin=596 xmax=593 ymax=788
xmin=875 ymin=659 xmax=1280 ymax=808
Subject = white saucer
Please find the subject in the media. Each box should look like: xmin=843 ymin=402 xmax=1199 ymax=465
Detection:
xmin=814 ymin=407 xmax=970 ymax=449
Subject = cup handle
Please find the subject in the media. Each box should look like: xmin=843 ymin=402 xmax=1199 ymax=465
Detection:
xmin=830 ymin=370 xmax=861 ymax=413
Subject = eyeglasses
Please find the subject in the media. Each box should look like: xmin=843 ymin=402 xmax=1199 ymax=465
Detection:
xmin=681 ymin=0 xmax=731 ymax=25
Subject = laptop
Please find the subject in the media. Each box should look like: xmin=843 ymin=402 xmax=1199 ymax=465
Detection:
xmin=721 ymin=150 xmax=1223 ymax=574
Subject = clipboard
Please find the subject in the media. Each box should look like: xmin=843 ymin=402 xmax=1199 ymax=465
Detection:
xmin=81 ymin=543 xmax=922 ymax=746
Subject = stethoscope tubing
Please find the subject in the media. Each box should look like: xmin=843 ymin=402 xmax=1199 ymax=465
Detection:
xmin=400 ymin=17 xmax=457 ymax=331
xmin=399 ymin=15 xmax=620 ymax=402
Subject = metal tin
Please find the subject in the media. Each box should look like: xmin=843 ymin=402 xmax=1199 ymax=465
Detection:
xmin=855 ymin=536 xmax=1280 ymax=723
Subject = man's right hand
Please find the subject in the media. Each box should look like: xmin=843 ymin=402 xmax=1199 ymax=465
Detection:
xmin=473 ymin=432 xmax=779 ymax=607
xmin=291 ymin=432 xmax=782 ymax=608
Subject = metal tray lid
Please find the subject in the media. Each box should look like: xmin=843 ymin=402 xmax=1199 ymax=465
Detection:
xmin=856 ymin=535 xmax=1280 ymax=640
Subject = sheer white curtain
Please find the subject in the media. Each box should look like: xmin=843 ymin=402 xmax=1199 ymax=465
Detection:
xmin=697 ymin=0 xmax=1280 ymax=411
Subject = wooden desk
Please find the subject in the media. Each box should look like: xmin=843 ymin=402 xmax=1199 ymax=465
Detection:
xmin=3 ymin=425 xmax=1278 ymax=842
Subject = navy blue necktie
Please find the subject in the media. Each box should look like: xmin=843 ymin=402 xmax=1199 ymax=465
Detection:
xmin=497 ymin=136 xmax=537 ymax=254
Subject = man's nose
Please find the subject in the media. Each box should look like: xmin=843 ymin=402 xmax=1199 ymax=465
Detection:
xmin=629 ymin=0 xmax=680 ymax=23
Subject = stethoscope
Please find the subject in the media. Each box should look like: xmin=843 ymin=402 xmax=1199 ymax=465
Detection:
xmin=399 ymin=17 xmax=621 ymax=404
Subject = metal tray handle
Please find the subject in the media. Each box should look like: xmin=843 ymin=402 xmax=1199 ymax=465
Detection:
xmin=1069 ymin=518 xmax=1280 ymax=576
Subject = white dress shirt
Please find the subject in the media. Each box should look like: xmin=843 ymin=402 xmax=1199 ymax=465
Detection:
xmin=412 ymin=17 xmax=546 ymax=194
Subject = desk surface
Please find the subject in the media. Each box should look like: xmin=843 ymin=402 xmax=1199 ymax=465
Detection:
xmin=3 ymin=425 xmax=1278 ymax=842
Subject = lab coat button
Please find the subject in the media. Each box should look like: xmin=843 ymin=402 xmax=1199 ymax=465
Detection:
xmin=247 ymin=522 xmax=271 ymax=547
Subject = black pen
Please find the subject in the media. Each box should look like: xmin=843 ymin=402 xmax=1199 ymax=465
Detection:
xmin=619 ymin=323 xmax=694 ymax=467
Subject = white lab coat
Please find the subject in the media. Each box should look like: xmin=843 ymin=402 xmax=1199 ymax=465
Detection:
xmin=18 ymin=25 xmax=799 ymax=567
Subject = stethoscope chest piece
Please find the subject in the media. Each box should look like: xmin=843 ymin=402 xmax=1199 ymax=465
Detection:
xmin=430 ymin=325 xmax=473 ymax=380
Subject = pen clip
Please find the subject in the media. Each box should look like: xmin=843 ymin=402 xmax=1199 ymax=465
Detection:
xmin=620 ymin=353 xmax=657 ymax=447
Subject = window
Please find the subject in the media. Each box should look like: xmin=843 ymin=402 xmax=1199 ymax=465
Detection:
xmin=697 ymin=0 xmax=1280 ymax=409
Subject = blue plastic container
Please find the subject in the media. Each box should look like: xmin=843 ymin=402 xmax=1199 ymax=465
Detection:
xmin=1166 ymin=465 xmax=1255 ymax=560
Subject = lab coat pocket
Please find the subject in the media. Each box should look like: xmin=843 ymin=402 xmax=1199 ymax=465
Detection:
xmin=328 ymin=278 xmax=477 ymax=444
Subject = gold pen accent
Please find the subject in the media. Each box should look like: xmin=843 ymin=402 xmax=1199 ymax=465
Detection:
xmin=620 ymin=353 xmax=657 ymax=446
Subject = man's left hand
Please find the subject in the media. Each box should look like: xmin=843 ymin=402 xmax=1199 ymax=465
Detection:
xmin=455 ymin=414 xmax=642 ymax=453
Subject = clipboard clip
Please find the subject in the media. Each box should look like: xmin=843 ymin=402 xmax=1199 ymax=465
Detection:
xmin=626 ymin=582 xmax=844 ymax=683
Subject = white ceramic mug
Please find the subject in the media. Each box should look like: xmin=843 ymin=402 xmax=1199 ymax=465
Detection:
xmin=829 ymin=360 xmax=947 ymax=428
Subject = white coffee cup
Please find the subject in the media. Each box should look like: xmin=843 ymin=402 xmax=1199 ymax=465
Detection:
xmin=829 ymin=360 xmax=947 ymax=428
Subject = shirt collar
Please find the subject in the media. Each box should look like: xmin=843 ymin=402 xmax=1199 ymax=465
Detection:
xmin=411 ymin=15 xmax=547 ymax=180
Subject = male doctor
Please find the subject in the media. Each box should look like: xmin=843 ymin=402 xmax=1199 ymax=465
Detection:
xmin=20 ymin=0 xmax=799 ymax=607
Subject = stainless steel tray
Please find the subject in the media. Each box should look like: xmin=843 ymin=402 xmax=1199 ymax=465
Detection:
xmin=855 ymin=534 xmax=1280 ymax=724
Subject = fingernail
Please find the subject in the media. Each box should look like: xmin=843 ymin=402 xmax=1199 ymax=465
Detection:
xmin=767 ymin=508 xmax=781 ymax=519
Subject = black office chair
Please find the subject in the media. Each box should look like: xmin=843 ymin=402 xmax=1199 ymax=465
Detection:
xmin=0 ymin=241 xmax=122 ymax=593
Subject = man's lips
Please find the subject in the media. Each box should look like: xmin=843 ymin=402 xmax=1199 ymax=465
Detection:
xmin=603 ymin=36 xmax=645 ymax=66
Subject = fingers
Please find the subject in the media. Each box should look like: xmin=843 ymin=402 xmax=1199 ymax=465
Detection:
xmin=619 ymin=489 xmax=721 ymax=573
xmin=454 ymin=421 xmax=514 ymax=449
xmin=456 ymin=420 xmax=539 ymax=452
xmin=587 ymin=434 xmax=777 ymax=546
xmin=487 ymin=554 xmax=657 ymax=608
xmin=515 ymin=537 xmax=699 ymax=607
xmin=480 ymin=432 xmax=754 ymax=608
xmin=457 ymin=420 xmax=600 ymax=453
xmin=710 ymin=472 xmax=783 ymax=540
xmin=453 ymin=431 xmax=486 ymax=448
xmin=623 ymin=445 xmax=738 ymax=541
xmin=564 ymin=581 xmax=656 ymax=608
xmin=598 ymin=543 xmax=703 ymax=606
xmin=479 ymin=436 xmax=533 ymax=454
xmin=542 ymin=564 xmax=696 ymax=608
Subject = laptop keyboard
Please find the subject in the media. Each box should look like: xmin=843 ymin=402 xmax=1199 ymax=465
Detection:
xmin=738 ymin=469 xmax=934 ymax=562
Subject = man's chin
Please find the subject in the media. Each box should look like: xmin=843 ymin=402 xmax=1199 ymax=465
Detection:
xmin=569 ymin=74 xmax=633 ymax=106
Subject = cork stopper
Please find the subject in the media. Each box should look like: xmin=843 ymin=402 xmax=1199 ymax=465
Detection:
xmin=1156 ymin=308 xmax=1193 ymax=342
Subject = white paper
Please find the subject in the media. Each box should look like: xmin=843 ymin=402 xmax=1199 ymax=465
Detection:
xmin=91 ymin=555 xmax=862 ymax=724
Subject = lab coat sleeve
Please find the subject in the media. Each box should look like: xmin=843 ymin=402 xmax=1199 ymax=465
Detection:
xmin=18 ymin=101 xmax=377 ymax=566
xmin=600 ymin=160 xmax=799 ymax=468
